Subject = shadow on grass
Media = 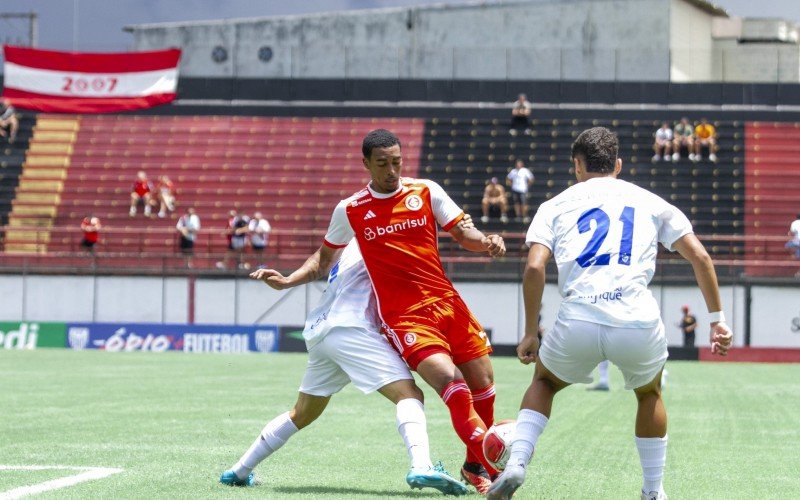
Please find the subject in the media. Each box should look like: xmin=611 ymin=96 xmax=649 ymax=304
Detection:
xmin=272 ymin=485 xmax=441 ymax=497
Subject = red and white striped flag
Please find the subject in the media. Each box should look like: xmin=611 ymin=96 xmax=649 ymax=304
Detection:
xmin=2 ymin=45 xmax=181 ymax=113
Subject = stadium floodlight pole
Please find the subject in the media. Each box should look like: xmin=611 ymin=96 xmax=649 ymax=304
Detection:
xmin=72 ymin=0 xmax=78 ymax=51
xmin=30 ymin=11 xmax=37 ymax=47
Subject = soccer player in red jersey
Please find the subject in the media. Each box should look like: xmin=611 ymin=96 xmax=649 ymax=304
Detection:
xmin=252 ymin=129 xmax=505 ymax=493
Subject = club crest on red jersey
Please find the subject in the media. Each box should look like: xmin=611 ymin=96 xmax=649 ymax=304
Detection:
xmin=404 ymin=194 xmax=423 ymax=211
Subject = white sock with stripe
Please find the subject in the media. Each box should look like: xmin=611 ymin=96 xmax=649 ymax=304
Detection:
xmin=507 ymin=409 xmax=548 ymax=469
xmin=636 ymin=435 xmax=667 ymax=494
xmin=396 ymin=398 xmax=433 ymax=471
xmin=232 ymin=411 xmax=298 ymax=479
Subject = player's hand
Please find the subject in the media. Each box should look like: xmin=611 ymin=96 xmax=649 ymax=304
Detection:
xmin=483 ymin=234 xmax=506 ymax=258
xmin=517 ymin=333 xmax=540 ymax=365
xmin=249 ymin=268 xmax=289 ymax=290
xmin=458 ymin=213 xmax=475 ymax=231
xmin=710 ymin=321 xmax=732 ymax=356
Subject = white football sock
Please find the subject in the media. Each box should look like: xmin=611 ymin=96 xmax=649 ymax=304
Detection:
xmin=507 ymin=409 xmax=548 ymax=469
xmin=598 ymin=360 xmax=610 ymax=386
xmin=396 ymin=398 xmax=433 ymax=471
xmin=635 ymin=435 xmax=668 ymax=494
xmin=232 ymin=411 xmax=298 ymax=479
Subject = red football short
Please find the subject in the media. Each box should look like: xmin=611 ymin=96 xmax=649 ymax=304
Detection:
xmin=383 ymin=295 xmax=492 ymax=370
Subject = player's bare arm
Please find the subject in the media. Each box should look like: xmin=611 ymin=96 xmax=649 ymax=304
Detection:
xmin=457 ymin=213 xmax=475 ymax=231
xmin=672 ymin=233 xmax=733 ymax=356
xmin=448 ymin=221 xmax=506 ymax=258
xmin=518 ymin=243 xmax=551 ymax=364
xmin=250 ymin=244 xmax=342 ymax=290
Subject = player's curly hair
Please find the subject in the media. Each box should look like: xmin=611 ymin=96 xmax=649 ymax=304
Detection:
xmin=362 ymin=129 xmax=401 ymax=158
xmin=571 ymin=127 xmax=619 ymax=173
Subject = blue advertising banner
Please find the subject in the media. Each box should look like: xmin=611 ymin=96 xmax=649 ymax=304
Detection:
xmin=65 ymin=323 xmax=279 ymax=353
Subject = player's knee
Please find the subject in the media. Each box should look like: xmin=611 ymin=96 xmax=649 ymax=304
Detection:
xmin=288 ymin=407 xmax=318 ymax=429
xmin=634 ymin=379 xmax=663 ymax=401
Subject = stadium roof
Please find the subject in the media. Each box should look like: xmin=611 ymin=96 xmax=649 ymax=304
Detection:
xmin=124 ymin=0 xmax=729 ymax=31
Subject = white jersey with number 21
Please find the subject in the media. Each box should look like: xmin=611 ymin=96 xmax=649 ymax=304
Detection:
xmin=526 ymin=177 xmax=693 ymax=328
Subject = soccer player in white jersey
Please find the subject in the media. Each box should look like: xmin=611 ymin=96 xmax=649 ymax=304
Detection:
xmin=220 ymin=237 xmax=469 ymax=496
xmin=487 ymin=127 xmax=733 ymax=500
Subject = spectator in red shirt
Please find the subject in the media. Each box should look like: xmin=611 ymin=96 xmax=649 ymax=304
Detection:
xmin=156 ymin=175 xmax=176 ymax=218
xmin=129 ymin=170 xmax=154 ymax=217
xmin=80 ymin=214 xmax=101 ymax=252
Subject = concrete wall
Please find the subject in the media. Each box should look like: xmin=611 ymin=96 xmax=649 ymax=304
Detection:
xmin=128 ymin=0 xmax=671 ymax=81
xmin=0 ymin=274 xmax=753 ymax=348
xmin=670 ymin=0 xmax=716 ymax=81
xmin=712 ymin=39 xmax=800 ymax=82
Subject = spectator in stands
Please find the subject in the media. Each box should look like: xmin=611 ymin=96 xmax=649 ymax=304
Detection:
xmin=80 ymin=214 xmax=101 ymax=252
xmin=248 ymin=211 xmax=272 ymax=253
xmin=506 ymin=159 xmax=535 ymax=222
xmin=509 ymin=93 xmax=532 ymax=136
xmin=156 ymin=175 xmax=176 ymax=218
xmin=481 ymin=177 xmax=509 ymax=224
xmin=217 ymin=210 xmax=250 ymax=269
xmin=0 ymin=98 xmax=19 ymax=145
xmin=693 ymin=118 xmax=718 ymax=163
xmin=785 ymin=213 xmax=800 ymax=259
xmin=129 ymin=170 xmax=154 ymax=217
xmin=680 ymin=305 xmax=697 ymax=347
xmin=672 ymin=117 xmax=694 ymax=161
xmin=176 ymin=207 xmax=201 ymax=255
xmin=652 ymin=122 xmax=673 ymax=162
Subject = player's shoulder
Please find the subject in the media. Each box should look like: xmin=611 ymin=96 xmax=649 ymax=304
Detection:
xmin=612 ymin=179 xmax=670 ymax=205
xmin=402 ymin=177 xmax=445 ymax=196
xmin=337 ymin=186 xmax=372 ymax=210
xmin=402 ymin=177 xmax=437 ymax=189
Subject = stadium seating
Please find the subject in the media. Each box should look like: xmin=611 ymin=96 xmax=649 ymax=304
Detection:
xmin=421 ymin=117 xmax=745 ymax=259
xmin=744 ymin=121 xmax=800 ymax=275
xmin=3 ymin=115 xmax=424 ymax=263
xmin=4 ymin=113 xmax=800 ymax=277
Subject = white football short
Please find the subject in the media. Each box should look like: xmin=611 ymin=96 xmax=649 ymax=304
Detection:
xmin=538 ymin=316 xmax=668 ymax=390
xmin=298 ymin=326 xmax=412 ymax=397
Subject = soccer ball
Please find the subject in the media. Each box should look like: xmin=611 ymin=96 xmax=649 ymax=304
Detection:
xmin=482 ymin=419 xmax=516 ymax=471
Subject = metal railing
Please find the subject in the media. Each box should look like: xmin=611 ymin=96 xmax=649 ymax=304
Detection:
xmin=1 ymin=226 xmax=798 ymax=281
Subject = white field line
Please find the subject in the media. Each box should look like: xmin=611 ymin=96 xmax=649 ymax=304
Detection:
xmin=0 ymin=466 xmax=123 ymax=499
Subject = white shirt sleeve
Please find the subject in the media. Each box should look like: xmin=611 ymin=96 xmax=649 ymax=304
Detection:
xmin=262 ymin=219 xmax=271 ymax=233
xmin=657 ymin=201 xmax=693 ymax=252
xmin=422 ymin=179 xmax=463 ymax=229
xmin=789 ymin=220 xmax=800 ymax=237
xmin=526 ymin=204 xmax=555 ymax=250
xmin=525 ymin=168 xmax=534 ymax=183
xmin=324 ymin=200 xmax=355 ymax=248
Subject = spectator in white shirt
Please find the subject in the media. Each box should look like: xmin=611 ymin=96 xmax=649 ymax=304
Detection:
xmin=506 ymin=159 xmax=535 ymax=222
xmin=652 ymin=122 xmax=673 ymax=162
xmin=248 ymin=212 xmax=272 ymax=253
xmin=785 ymin=213 xmax=800 ymax=259
xmin=176 ymin=207 xmax=201 ymax=255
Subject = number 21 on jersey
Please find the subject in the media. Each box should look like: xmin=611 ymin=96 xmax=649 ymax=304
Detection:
xmin=575 ymin=206 xmax=635 ymax=268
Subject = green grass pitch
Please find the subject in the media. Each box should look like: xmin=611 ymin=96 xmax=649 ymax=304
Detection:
xmin=1 ymin=350 xmax=798 ymax=499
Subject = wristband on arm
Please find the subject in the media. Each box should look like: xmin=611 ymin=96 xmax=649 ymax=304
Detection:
xmin=708 ymin=311 xmax=726 ymax=324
